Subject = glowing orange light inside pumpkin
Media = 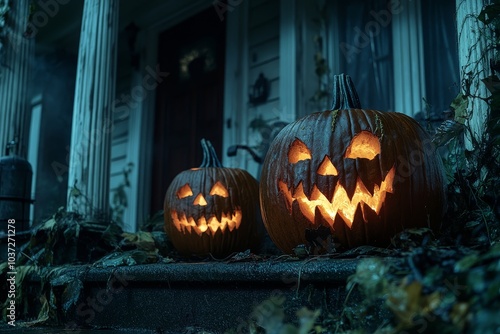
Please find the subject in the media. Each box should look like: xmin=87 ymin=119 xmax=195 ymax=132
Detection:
xmin=209 ymin=181 xmax=229 ymax=197
xmin=176 ymin=181 xmax=229 ymax=205
xmin=171 ymin=210 xmax=242 ymax=236
xmin=193 ymin=193 xmax=208 ymax=206
xmin=279 ymin=167 xmax=395 ymax=228
xmin=177 ymin=184 xmax=193 ymax=199
xmin=317 ymin=156 xmax=338 ymax=176
xmin=280 ymin=130 xmax=395 ymax=228
xmin=344 ymin=131 xmax=381 ymax=160
xmin=171 ymin=181 xmax=240 ymax=235
xmin=288 ymin=139 xmax=311 ymax=163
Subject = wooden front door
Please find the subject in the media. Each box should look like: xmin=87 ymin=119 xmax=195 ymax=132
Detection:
xmin=151 ymin=8 xmax=226 ymax=213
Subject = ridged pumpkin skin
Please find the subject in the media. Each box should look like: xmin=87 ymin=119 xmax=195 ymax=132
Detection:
xmin=164 ymin=140 xmax=262 ymax=257
xmin=259 ymin=77 xmax=446 ymax=254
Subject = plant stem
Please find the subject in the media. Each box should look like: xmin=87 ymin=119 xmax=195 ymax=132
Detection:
xmin=331 ymin=74 xmax=362 ymax=110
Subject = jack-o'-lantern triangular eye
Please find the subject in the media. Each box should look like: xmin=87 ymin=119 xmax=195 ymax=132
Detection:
xmin=288 ymin=139 xmax=311 ymax=163
xmin=210 ymin=181 xmax=229 ymax=197
xmin=177 ymin=184 xmax=193 ymax=199
xmin=317 ymin=156 xmax=338 ymax=176
xmin=193 ymin=193 xmax=207 ymax=206
xmin=345 ymin=131 xmax=380 ymax=160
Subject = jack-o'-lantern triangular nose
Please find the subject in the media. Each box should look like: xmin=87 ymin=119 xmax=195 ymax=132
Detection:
xmin=193 ymin=193 xmax=207 ymax=206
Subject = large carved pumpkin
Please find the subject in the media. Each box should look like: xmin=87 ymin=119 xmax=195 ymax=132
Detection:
xmin=259 ymin=74 xmax=446 ymax=254
xmin=164 ymin=139 xmax=262 ymax=257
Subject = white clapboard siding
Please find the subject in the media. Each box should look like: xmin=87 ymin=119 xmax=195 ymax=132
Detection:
xmin=249 ymin=99 xmax=280 ymax=115
xmin=266 ymin=78 xmax=279 ymax=101
xmin=109 ymin=70 xmax=131 ymax=182
xmin=112 ymin=118 xmax=129 ymax=140
xmin=247 ymin=0 xmax=280 ymax=109
xmin=110 ymin=151 xmax=128 ymax=191
xmin=249 ymin=37 xmax=279 ymax=67
xmin=248 ymin=19 xmax=279 ymax=47
xmin=249 ymin=57 xmax=279 ymax=82
xmin=110 ymin=122 xmax=129 ymax=189
xmin=109 ymin=82 xmax=132 ymax=229
xmin=247 ymin=77 xmax=279 ymax=103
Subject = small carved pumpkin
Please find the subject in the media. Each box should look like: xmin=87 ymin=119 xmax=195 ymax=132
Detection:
xmin=164 ymin=139 xmax=262 ymax=257
xmin=259 ymin=74 xmax=446 ymax=254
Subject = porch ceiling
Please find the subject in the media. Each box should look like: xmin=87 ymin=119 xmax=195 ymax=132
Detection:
xmin=34 ymin=0 xmax=204 ymax=55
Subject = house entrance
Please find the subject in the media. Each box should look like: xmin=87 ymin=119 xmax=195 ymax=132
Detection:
xmin=151 ymin=8 xmax=226 ymax=213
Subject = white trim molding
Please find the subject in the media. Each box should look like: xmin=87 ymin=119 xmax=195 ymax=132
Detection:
xmin=222 ymin=0 xmax=249 ymax=169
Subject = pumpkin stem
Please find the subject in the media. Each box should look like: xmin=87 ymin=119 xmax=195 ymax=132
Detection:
xmin=200 ymin=138 xmax=223 ymax=168
xmin=331 ymin=74 xmax=362 ymax=110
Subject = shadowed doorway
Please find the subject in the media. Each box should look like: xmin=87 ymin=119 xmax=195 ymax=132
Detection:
xmin=151 ymin=8 xmax=226 ymax=213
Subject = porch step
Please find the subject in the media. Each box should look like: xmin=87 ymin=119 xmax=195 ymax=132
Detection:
xmin=17 ymin=259 xmax=361 ymax=333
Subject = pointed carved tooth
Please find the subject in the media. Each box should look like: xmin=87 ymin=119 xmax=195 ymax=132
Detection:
xmin=219 ymin=221 xmax=227 ymax=233
xmin=207 ymin=216 xmax=219 ymax=235
xmin=197 ymin=216 xmax=208 ymax=234
xmin=233 ymin=211 xmax=242 ymax=229
xmin=172 ymin=211 xmax=181 ymax=231
xmin=281 ymin=165 xmax=397 ymax=229
xmin=278 ymin=180 xmax=294 ymax=213
xmin=169 ymin=209 xmax=243 ymax=235
xmin=317 ymin=205 xmax=336 ymax=227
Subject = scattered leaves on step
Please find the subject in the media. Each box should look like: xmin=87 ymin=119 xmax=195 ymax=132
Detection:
xmin=226 ymin=249 xmax=263 ymax=263
xmin=121 ymin=231 xmax=157 ymax=251
xmin=93 ymin=249 xmax=173 ymax=268
xmin=48 ymin=271 xmax=84 ymax=315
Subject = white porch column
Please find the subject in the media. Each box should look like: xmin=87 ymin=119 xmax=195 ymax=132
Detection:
xmin=0 ymin=0 xmax=34 ymax=157
xmin=67 ymin=0 xmax=119 ymax=219
xmin=392 ymin=0 xmax=425 ymax=116
xmin=456 ymin=0 xmax=491 ymax=147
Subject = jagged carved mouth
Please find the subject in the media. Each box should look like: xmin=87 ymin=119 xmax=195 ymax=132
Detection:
xmin=171 ymin=210 xmax=242 ymax=236
xmin=278 ymin=167 xmax=396 ymax=228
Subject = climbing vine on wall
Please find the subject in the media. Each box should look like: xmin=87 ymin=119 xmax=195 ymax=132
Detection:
xmin=433 ymin=0 xmax=500 ymax=246
xmin=309 ymin=2 xmax=332 ymax=111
